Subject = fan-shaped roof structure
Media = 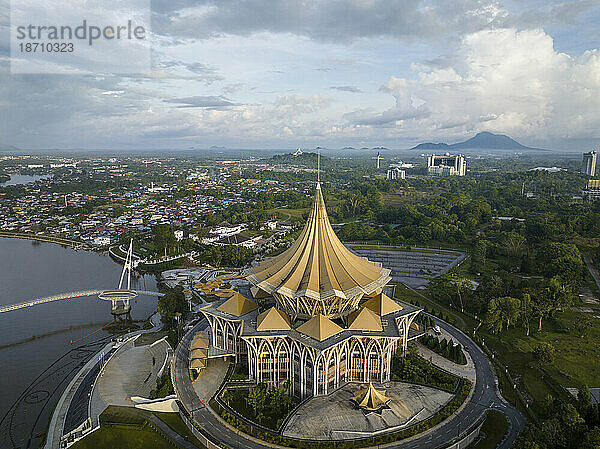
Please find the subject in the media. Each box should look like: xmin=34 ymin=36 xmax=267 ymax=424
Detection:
xmin=296 ymin=314 xmax=343 ymax=341
xmin=362 ymin=292 xmax=402 ymax=316
xmin=245 ymin=183 xmax=391 ymax=318
xmin=217 ymin=292 xmax=258 ymax=317
xmin=256 ymin=307 xmax=291 ymax=331
xmin=348 ymin=307 xmax=383 ymax=331
xmin=352 ymin=383 xmax=391 ymax=411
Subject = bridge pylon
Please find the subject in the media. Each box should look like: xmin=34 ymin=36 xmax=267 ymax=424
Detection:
xmin=98 ymin=239 xmax=138 ymax=321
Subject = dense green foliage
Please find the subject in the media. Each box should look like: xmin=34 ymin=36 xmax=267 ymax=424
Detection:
xmin=517 ymin=385 xmax=600 ymax=449
xmin=419 ymin=334 xmax=467 ymax=365
xmin=157 ymin=285 xmax=188 ymax=329
xmin=221 ymin=383 xmax=295 ymax=430
xmin=390 ymin=350 xmax=460 ymax=392
xmin=149 ymin=370 xmax=174 ymax=399
xmin=201 ymin=244 xmax=253 ymax=267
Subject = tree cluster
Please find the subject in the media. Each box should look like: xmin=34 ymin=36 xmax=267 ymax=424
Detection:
xmin=517 ymin=386 xmax=600 ymax=449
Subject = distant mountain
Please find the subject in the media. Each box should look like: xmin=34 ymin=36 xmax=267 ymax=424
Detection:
xmin=410 ymin=132 xmax=546 ymax=152
xmin=209 ymin=145 xmax=227 ymax=151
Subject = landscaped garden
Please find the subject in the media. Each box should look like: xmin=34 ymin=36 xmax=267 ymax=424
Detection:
xmin=219 ymin=383 xmax=298 ymax=430
xmin=391 ymin=349 xmax=461 ymax=393
xmin=419 ymin=334 xmax=468 ymax=365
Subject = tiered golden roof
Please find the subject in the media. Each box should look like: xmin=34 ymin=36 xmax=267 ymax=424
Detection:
xmin=190 ymin=331 xmax=209 ymax=350
xmin=246 ymin=184 xmax=391 ymax=318
xmin=348 ymin=307 xmax=383 ymax=331
xmin=296 ymin=314 xmax=343 ymax=341
xmin=256 ymin=307 xmax=291 ymax=331
xmin=217 ymin=292 xmax=259 ymax=317
xmin=352 ymin=383 xmax=392 ymax=411
xmin=190 ymin=348 xmax=208 ymax=359
xmin=362 ymin=292 xmax=403 ymax=316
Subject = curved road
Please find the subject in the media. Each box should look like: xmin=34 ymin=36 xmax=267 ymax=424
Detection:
xmin=174 ymin=315 xmax=526 ymax=449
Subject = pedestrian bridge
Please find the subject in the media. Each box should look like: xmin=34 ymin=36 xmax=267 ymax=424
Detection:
xmin=0 ymin=290 xmax=164 ymax=314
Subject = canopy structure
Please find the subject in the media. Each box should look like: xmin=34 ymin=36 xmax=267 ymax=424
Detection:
xmin=191 ymin=331 xmax=209 ymax=350
xmin=296 ymin=314 xmax=343 ymax=341
xmin=351 ymin=383 xmax=392 ymax=412
xmin=190 ymin=348 xmax=208 ymax=359
xmin=362 ymin=292 xmax=403 ymax=316
xmin=217 ymin=292 xmax=259 ymax=317
xmin=347 ymin=307 xmax=383 ymax=331
xmin=246 ymin=183 xmax=391 ymax=319
xmin=256 ymin=307 xmax=291 ymax=331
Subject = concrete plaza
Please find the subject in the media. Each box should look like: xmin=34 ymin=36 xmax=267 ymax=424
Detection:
xmin=282 ymin=382 xmax=453 ymax=440
xmin=89 ymin=336 xmax=171 ymax=422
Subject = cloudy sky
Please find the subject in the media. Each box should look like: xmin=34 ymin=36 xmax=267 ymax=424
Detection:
xmin=1 ymin=0 xmax=600 ymax=151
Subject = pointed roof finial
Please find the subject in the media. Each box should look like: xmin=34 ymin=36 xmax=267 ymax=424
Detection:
xmin=317 ymin=150 xmax=321 ymax=185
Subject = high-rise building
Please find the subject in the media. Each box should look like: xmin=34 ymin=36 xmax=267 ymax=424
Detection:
xmin=581 ymin=179 xmax=600 ymax=201
xmin=387 ymin=166 xmax=406 ymax=180
xmin=427 ymin=154 xmax=466 ymax=177
xmin=582 ymin=151 xmax=597 ymax=177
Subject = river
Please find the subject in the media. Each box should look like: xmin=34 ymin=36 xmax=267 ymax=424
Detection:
xmin=0 ymin=173 xmax=53 ymax=186
xmin=0 ymin=238 xmax=159 ymax=448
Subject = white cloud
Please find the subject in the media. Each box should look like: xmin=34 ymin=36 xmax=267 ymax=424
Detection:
xmin=363 ymin=28 xmax=600 ymax=141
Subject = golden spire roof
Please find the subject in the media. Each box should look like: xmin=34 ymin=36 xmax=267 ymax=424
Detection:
xmin=362 ymin=292 xmax=402 ymax=316
xmin=352 ymin=383 xmax=392 ymax=411
xmin=190 ymin=358 xmax=206 ymax=370
xmin=217 ymin=292 xmax=259 ymax=317
xmin=191 ymin=331 xmax=209 ymax=349
xmin=256 ymin=307 xmax=291 ymax=331
xmin=347 ymin=307 xmax=383 ymax=331
xmin=246 ymin=183 xmax=391 ymax=305
xmin=190 ymin=348 xmax=208 ymax=359
xmin=296 ymin=314 xmax=343 ymax=341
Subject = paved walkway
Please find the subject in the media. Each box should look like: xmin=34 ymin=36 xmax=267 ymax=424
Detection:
xmin=584 ymin=255 xmax=600 ymax=292
xmin=89 ymin=337 xmax=171 ymax=423
xmin=45 ymin=342 xmax=114 ymax=449
xmin=416 ymin=330 xmax=476 ymax=383
xmin=283 ymin=382 xmax=452 ymax=440
xmin=192 ymin=358 xmax=230 ymax=405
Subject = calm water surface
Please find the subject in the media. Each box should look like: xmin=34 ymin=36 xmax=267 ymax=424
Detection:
xmin=1 ymin=173 xmax=52 ymax=185
xmin=0 ymin=238 xmax=158 ymax=447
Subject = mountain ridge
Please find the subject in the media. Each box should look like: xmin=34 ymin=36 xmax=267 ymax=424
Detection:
xmin=410 ymin=132 xmax=546 ymax=152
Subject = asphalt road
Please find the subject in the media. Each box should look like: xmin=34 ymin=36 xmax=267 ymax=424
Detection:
xmin=174 ymin=317 xmax=526 ymax=449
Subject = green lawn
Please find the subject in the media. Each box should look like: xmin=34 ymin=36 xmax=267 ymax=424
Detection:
xmin=266 ymin=207 xmax=307 ymax=220
xmin=468 ymin=410 xmax=508 ymax=449
xmin=71 ymin=425 xmax=174 ymax=449
xmin=480 ymin=309 xmax=600 ymax=391
xmin=155 ymin=412 xmax=207 ymax=449
xmin=134 ymin=330 xmax=168 ymax=346
xmin=394 ymin=283 xmax=479 ymax=332
xmin=73 ymin=406 xmax=206 ymax=449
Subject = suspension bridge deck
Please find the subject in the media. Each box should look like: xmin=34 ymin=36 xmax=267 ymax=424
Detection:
xmin=0 ymin=290 xmax=163 ymax=314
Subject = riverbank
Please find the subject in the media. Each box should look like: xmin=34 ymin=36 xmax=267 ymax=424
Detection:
xmin=0 ymin=238 xmax=159 ymax=448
